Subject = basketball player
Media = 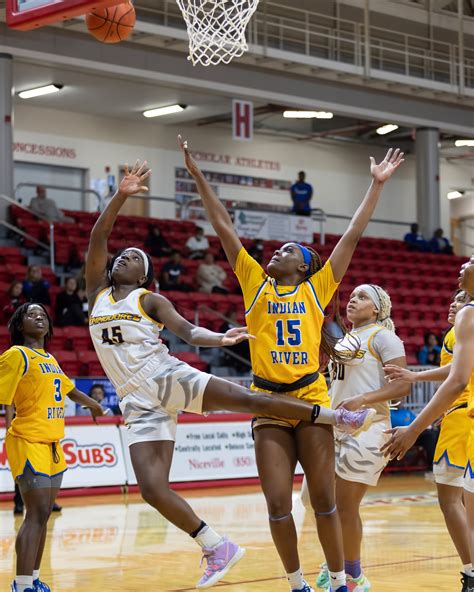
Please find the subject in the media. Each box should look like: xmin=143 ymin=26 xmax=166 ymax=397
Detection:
xmin=0 ymin=303 xmax=105 ymax=592
xmin=384 ymin=289 xmax=473 ymax=586
xmin=383 ymin=258 xmax=474 ymax=592
xmin=179 ymin=136 xmax=404 ymax=592
xmin=300 ymin=285 xmax=409 ymax=592
xmin=85 ymin=160 xmax=373 ymax=590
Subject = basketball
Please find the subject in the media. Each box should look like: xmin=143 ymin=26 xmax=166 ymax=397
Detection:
xmin=86 ymin=1 xmax=136 ymax=44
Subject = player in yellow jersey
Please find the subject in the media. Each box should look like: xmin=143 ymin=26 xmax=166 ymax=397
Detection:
xmin=0 ymin=303 xmax=105 ymax=592
xmin=180 ymin=135 xmax=404 ymax=592
xmin=383 ymin=257 xmax=474 ymax=592
xmin=384 ymin=289 xmax=472 ymax=582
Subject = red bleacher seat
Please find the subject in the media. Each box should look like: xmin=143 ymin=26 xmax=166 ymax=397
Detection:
xmin=77 ymin=350 xmax=104 ymax=376
xmin=54 ymin=351 xmax=81 ymax=375
xmin=64 ymin=326 xmax=92 ymax=350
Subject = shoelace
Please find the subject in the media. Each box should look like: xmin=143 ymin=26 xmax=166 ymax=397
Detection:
xmin=460 ymin=573 xmax=474 ymax=592
xmin=200 ymin=549 xmax=226 ymax=574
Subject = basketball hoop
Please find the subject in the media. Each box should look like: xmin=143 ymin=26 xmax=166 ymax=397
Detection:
xmin=176 ymin=0 xmax=260 ymax=66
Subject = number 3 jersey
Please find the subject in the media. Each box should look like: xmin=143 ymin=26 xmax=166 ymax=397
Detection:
xmin=89 ymin=287 xmax=169 ymax=395
xmin=234 ymin=247 xmax=338 ymax=386
xmin=0 ymin=346 xmax=74 ymax=442
xmin=330 ymin=324 xmax=405 ymax=421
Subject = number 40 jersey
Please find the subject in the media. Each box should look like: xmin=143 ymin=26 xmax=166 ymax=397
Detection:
xmin=89 ymin=287 xmax=169 ymax=394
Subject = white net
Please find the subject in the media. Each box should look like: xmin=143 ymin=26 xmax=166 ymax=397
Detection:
xmin=176 ymin=0 xmax=260 ymax=67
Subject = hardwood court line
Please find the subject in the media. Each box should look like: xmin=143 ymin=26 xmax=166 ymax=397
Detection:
xmin=169 ymin=553 xmax=458 ymax=591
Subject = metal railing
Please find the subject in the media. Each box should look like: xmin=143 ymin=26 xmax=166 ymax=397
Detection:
xmin=15 ymin=183 xmax=103 ymax=212
xmin=0 ymin=193 xmax=56 ymax=272
xmin=135 ymin=0 xmax=474 ymax=94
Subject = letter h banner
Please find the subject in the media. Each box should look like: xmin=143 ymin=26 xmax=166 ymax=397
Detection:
xmin=232 ymin=100 xmax=253 ymax=142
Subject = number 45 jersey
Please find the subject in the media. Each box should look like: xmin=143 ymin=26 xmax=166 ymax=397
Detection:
xmin=89 ymin=287 xmax=169 ymax=394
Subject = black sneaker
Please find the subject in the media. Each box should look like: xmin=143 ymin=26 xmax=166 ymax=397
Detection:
xmin=13 ymin=503 xmax=24 ymax=515
xmin=51 ymin=503 xmax=62 ymax=513
xmin=460 ymin=572 xmax=474 ymax=592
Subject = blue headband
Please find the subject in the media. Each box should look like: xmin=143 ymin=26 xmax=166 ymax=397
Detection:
xmin=296 ymin=244 xmax=312 ymax=276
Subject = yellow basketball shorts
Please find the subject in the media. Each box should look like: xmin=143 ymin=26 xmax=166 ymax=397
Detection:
xmin=5 ymin=432 xmax=68 ymax=481
xmin=463 ymin=424 xmax=474 ymax=494
xmin=251 ymin=373 xmax=330 ymax=430
xmin=433 ymin=407 xmax=471 ymax=476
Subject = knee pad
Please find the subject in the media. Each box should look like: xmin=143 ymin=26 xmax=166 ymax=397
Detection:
xmin=315 ymin=505 xmax=336 ymax=517
xmin=269 ymin=512 xmax=292 ymax=522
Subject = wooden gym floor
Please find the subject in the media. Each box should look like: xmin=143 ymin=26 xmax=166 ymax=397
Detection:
xmin=0 ymin=474 xmax=461 ymax=591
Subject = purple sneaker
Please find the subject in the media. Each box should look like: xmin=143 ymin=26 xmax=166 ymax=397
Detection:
xmin=334 ymin=407 xmax=376 ymax=436
xmin=196 ymin=536 xmax=245 ymax=589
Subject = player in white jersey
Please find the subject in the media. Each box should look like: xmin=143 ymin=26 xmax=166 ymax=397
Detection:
xmin=302 ymin=285 xmax=410 ymax=592
xmin=85 ymin=161 xmax=374 ymax=590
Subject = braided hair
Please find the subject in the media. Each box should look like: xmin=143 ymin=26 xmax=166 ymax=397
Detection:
xmin=8 ymin=302 xmax=53 ymax=348
xmin=108 ymin=248 xmax=155 ymax=289
xmin=304 ymin=247 xmax=359 ymax=368
xmin=370 ymin=284 xmax=396 ymax=332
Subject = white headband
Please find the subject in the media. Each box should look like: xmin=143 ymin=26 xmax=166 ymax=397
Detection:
xmin=124 ymin=247 xmax=149 ymax=276
xmin=357 ymin=284 xmax=381 ymax=311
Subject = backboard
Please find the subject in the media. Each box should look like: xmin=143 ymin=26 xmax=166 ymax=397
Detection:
xmin=6 ymin=0 xmax=123 ymax=31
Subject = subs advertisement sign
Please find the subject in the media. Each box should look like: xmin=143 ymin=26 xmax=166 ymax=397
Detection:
xmin=0 ymin=425 xmax=127 ymax=493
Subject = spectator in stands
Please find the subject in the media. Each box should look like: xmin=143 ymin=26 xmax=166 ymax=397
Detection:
xmin=404 ymin=222 xmax=428 ymax=252
xmin=290 ymin=171 xmax=313 ymax=216
xmin=76 ymin=384 xmax=120 ymax=416
xmin=417 ymin=331 xmax=441 ymax=366
xmin=145 ymin=225 xmax=172 ymax=258
xmin=159 ymin=251 xmax=192 ymax=292
xmin=55 ymin=277 xmax=87 ymax=327
xmin=220 ymin=309 xmax=251 ymax=373
xmin=197 ymin=252 xmax=228 ymax=294
xmin=185 ymin=227 xmax=210 ymax=259
xmin=2 ymin=281 xmax=26 ymax=323
xmin=428 ymin=228 xmax=453 ymax=255
xmin=22 ymin=265 xmax=51 ymax=305
xmin=248 ymin=238 xmax=264 ymax=264
xmin=29 ymin=185 xmax=74 ymax=223
xmin=390 ymin=404 xmax=439 ymax=466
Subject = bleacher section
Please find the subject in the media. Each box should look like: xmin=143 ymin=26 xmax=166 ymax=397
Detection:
xmin=2 ymin=206 xmax=467 ymax=369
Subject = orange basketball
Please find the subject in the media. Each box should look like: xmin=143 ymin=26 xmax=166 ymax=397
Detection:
xmin=86 ymin=2 xmax=136 ymax=44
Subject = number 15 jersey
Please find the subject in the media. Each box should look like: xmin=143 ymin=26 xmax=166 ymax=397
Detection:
xmin=89 ymin=287 xmax=168 ymax=393
xmin=234 ymin=248 xmax=338 ymax=387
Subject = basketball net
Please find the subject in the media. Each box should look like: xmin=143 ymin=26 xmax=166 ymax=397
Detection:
xmin=176 ymin=0 xmax=260 ymax=66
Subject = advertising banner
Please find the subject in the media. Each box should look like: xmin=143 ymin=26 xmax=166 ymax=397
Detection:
xmin=235 ymin=209 xmax=313 ymax=243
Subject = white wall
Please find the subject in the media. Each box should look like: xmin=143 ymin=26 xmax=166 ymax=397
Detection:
xmin=12 ymin=104 xmax=473 ymax=241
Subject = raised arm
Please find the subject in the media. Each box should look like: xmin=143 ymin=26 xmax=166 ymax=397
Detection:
xmin=381 ymin=306 xmax=474 ymax=459
xmin=179 ymin=136 xmax=242 ymax=268
xmin=329 ymin=149 xmax=404 ymax=282
xmin=86 ymin=161 xmax=151 ymax=301
xmin=141 ymin=292 xmax=253 ymax=347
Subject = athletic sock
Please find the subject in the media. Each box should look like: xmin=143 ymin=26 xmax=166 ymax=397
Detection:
xmin=345 ymin=559 xmax=361 ymax=579
xmin=287 ymin=568 xmax=305 ymax=590
xmin=14 ymin=576 xmax=33 ymax=591
xmin=32 ymin=570 xmax=40 ymax=582
xmin=192 ymin=522 xmax=223 ymax=549
xmin=328 ymin=570 xmax=346 ymax=590
xmin=463 ymin=563 xmax=474 ymax=576
xmin=314 ymin=406 xmax=338 ymax=425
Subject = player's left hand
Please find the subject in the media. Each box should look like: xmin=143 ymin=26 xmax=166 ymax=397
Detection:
xmin=380 ymin=425 xmax=417 ymax=460
xmin=338 ymin=394 xmax=366 ymax=412
xmin=370 ymin=148 xmax=405 ymax=183
xmin=87 ymin=400 xmax=108 ymax=424
xmin=220 ymin=326 xmax=255 ymax=346
xmin=178 ymin=135 xmax=201 ymax=178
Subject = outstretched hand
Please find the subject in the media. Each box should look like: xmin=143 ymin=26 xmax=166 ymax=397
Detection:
xmin=178 ymin=135 xmax=201 ymax=177
xmin=370 ymin=148 xmax=404 ymax=183
xmin=384 ymin=364 xmax=417 ymax=383
xmin=380 ymin=425 xmax=417 ymax=460
xmin=220 ymin=326 xmax=256 ymax=347
xmin=118 ymin=160 xmax=151 ymax=197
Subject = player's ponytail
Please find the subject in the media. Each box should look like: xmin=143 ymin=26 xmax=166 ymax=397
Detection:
xmin=305 ymin=247 xmax=360 ymax=368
